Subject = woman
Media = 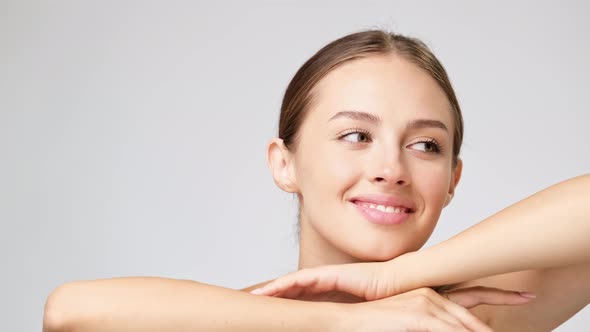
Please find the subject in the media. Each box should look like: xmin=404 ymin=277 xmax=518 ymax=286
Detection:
xmin=43 ymin=30 xmax=590 ymax=331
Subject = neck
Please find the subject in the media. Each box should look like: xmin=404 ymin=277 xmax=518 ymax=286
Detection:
xmin=297 ymin=213 xmax=361 ymax=269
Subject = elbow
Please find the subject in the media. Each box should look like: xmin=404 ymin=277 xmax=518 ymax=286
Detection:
xmin=43 ymin=282 xmax=81 ymax=332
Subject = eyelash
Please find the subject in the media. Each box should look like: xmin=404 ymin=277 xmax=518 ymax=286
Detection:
xmin=415 ymin=138 xmax=444 ymax=154
xmin=336 ymin=129 xmax=444 ymax=154
xmin=337 ymin=128 xmax=372 ymax=143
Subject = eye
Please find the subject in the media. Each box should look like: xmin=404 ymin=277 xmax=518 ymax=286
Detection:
xmin=408 ymin=139 xmax=442 ymax=154
xmin=338 ymin=130 xmax=372 ymax=143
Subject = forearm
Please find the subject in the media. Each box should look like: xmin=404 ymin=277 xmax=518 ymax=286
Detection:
xmin=43 ymin=276 xmax=339 ymax=332
xmin=396 ymin=173 xmax=590 ymax=291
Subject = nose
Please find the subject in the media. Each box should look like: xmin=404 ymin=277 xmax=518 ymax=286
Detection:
xmin=369 ymin=146 xmax=410 ymax=187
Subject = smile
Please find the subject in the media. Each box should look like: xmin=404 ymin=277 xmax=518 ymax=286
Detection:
xmin=356 ymin=202 xmax=411 ymax=214
xmin=351 ymin=201 xmax=414 ymax=226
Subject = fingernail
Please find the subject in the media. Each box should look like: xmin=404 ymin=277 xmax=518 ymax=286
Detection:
xmin=518 ymin=291 xmax=536 ymax=299
xmin=250 ymin=288 xmax=265 ymax=295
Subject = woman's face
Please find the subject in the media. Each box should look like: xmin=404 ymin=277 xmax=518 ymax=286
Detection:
xmin=271 ymin=54 xmax=461 ymax=265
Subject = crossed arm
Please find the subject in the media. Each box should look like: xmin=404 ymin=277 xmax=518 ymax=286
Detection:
xmin=256 ymin=173 xmax=590 ymax=331
xmin=43 ymin=174 xmax=590 ymax=331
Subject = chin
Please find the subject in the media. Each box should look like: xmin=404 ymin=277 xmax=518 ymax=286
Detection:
xmin=346 ymin=243 xmax=411 ymax=262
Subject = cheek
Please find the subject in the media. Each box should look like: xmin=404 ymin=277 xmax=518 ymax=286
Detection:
xmin=296 ymin=143 xmax=360 ymax=201
xmin=324 ymin=151 xmax=361 ymax=184
xmin=413 ymin=163 xmax=452 ymax=207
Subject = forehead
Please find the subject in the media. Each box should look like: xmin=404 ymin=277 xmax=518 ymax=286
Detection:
xmin=309 ymin=54 xmax=454 ymax=126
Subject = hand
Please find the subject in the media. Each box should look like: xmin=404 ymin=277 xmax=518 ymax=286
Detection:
xmin=250 ymin=261 xmax=406 ymax=300
xmin=251 ymin=260 xmax=536 ymax=304
xmin=333 ymin=287 xmax=499 ymax=332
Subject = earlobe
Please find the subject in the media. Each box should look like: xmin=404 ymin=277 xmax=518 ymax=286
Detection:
xmin=452 ymin=158 xmax=463 ymax=189
xmin=266 ymin=138 xmax=299 ymax=193
xmin=443 ymin=193 xmax=453 ymax=207
xmin=445 ymin=158 xmax=463 ymax=207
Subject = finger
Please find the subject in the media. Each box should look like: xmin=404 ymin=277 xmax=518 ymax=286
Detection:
xmin=438 ymin=297 xmax=494 ymax=332
xmin=428 ymin=302 xmax=467 ymax=329
xmin=273 ymin=285 xmax=305 ymax=299
xmin=253 ymin=268 xmax=327 ymax=296
xmin=256 ymin=266 xmax=349 ymax=297
xmin=250 ymin=272 xmax=302 ymax=296
xmin=422 ymin=289 xmax=492 ymax=332
xmin=414 ymin=289 xmax=475 ymax=331
xmin=252 ymin=263 xmax=378 ymax=299
xmin=445 ymin=286 xmax=535 ymax=309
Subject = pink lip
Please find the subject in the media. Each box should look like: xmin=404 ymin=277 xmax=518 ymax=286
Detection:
xmin=349 ymin=194 xmax=416 ymax=211
xmin=349 ymin=194 xmax=416 ymax=226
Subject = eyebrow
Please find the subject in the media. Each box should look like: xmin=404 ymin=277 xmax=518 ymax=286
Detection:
xmin=406 ymin=119 xmax=448 ymax=132
xmin=329 ymin=110 xmax=381 ymax=124
xmin=328 ymin=110 xmax=448 ymax=132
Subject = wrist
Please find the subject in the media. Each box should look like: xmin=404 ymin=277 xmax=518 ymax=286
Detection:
xmin=388 ymin=250 xmax=431 ymax=293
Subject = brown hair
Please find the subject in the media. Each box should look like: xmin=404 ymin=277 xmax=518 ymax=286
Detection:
xmin=278 ymin=29 xmax=464 ymax=168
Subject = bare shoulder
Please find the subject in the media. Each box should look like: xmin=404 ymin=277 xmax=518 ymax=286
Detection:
xmin=449 ymin=264 xmax=590 ymax=331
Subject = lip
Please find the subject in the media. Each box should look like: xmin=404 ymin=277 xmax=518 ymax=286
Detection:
xmin=349 ymin=193 xmax=416 ymax=211
xmin=349 ymin=193 xmax=416 ymax=226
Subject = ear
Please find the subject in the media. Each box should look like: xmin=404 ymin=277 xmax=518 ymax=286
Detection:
xmin=444 ymin=158 xmax=463 ymax=207
xmin=266 ymin=138 xmax=299 ymax=193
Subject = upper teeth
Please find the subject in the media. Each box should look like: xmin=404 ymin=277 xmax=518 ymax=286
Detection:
xmin=359 ymin=203 xmax=408 ymax=213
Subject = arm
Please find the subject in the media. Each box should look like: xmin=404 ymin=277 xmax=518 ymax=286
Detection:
xmin=395 ymin=173 xmax=590 ymax=290
xmin=392 ymin=173 xmax=590 ymax=331
xmin=255 ymin=174 xmax=590 ymax=301
xmin=454 ymin=264 xmax=590 ymax=331
xmin=43 ymin=276 xmax=502 ymax=332
xmin=252 ymin=174 xmax=590 ymax=330
xmin=254 ymin=175 xmax=590 ymax=331
xmin=43 ymin=277 xmax=337 ymax=332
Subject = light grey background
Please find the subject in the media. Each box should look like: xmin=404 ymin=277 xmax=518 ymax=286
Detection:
xmin=2 ymin=1 xmax=589 ymax=330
